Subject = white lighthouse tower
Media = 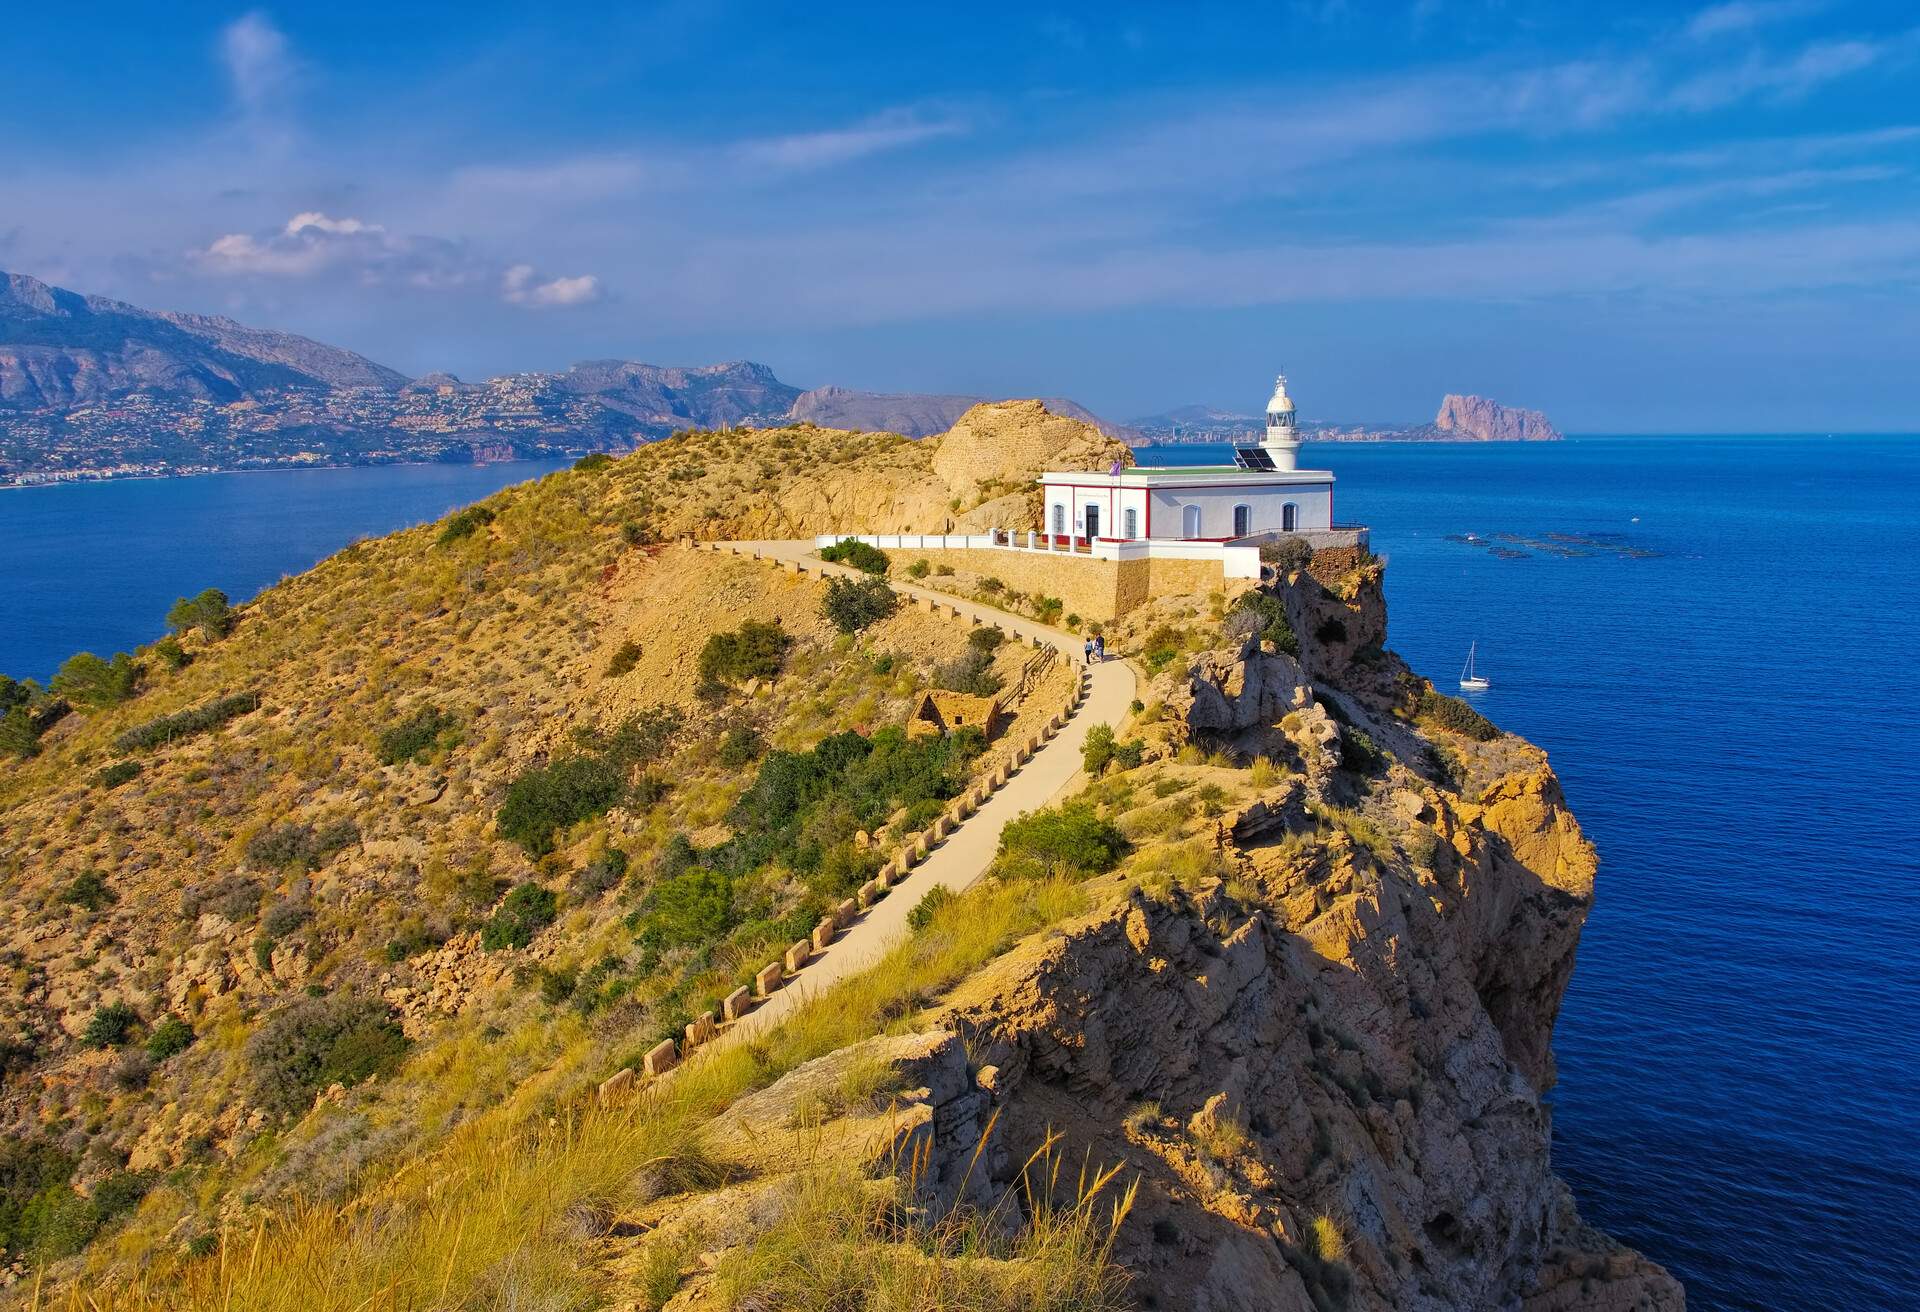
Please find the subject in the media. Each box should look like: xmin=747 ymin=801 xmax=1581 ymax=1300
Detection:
xmin=1263 ymin=372 xmax=1300 ymax=471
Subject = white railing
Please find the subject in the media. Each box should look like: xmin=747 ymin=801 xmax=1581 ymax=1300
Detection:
xmin=813 ymin=532 xmax=1268 ymax=578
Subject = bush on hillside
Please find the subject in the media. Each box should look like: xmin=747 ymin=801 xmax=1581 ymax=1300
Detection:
xmin=246 ymin=819 xmax=360 ymax=871
xmin=1228 ymin=590 xmax=1298 ymax=656
xmin=934 ymin=648 xmax=1001 ymax=697
xmin=907 ymin=885 xmax=955 ymax=931
xmin=153 ymin=635 xmax=190 ymax=669
xmin=166 ymin=588 xmax=236 ymax=640
xmin=573 ymin=452 xmax=613 ymax=471
xmin=113 ymin=690 xmax=260 ymax=753
xmin=634 ymin=868 xmax=736 ymax=950
xmin=0 ymin=706 xmax=37 ymax=758
xmin=572 ymin=847 xmax=628 ymax=899
xmin=96 ymin=760 xmax=142 ymax=789
xmin=995 ymin=803 xmax=1128 ymax=880
xmin=80 ymin=1003 xmax=138 ymax=1049
xmin=819 ymin=538 xmax=890 ymax=574
xmin=436 ymin=505 xmax=495 ymax=546
xmin=376 ymin=705 xmax=457 ymax=765
xmin=480 ymin=882 xmax=559 ymax=951
xmin=245 ymin=996 xmax=409 ymax=1117
xmin=1415 ymin=688 xmax=1501 ymax=741
xmin=50 ymin=652 xmax=140 ymax=709
xmin=58 ymin=870 xmax=115 ymax=912
xmin=145 ymin=1015 xmax=194 ymax=1062
xmin=717 ymin=725 xmax=765 ymax=768
xmin=698 ymin=620 xmax=792 ymax=686
xmin=498 ymin=755 xmax=625 ymax=856
xmin=822 ymin=575 xmax=898 ymax=634
xmin=1260 ymin=537 xmax=1313 ymax=574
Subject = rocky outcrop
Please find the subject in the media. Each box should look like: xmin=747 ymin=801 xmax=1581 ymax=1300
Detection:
xmin=1433 ymin=394 xmax=1561 ymax=442
xmin=791 ymin=386 xmax=1126 ymax=439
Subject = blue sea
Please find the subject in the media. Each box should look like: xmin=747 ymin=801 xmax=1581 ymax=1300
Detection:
xmin=5 ymin=440 xmax=1918 ymax=1309
xmin=1136 ymin=438 xmax=1920 ymax=1312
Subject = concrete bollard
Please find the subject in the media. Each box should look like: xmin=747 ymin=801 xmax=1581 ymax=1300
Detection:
xmin=933 ymin=816 xmax=951 ymax=840
xmin=914 ymin=834 xmax=930 ymax=860
xmin=755 ymin=962 xmax=783 ymax=998
xmin=858 ymin=880 xmax=879 ymax=909
xmin=643 ymin=1040 xmax=678 ymax=1078
xmin=685 ymin=1013 xmax=717 ymax=1049
xmin=597 ymin=1067 xmax=635 ymax=1105
xmin=722 ymin=986 xmax=752 ymax=1022
xmin=784 ymin=939 xmax=811 ymax=973
xmin=835 ymin=898 xmax=857 ymax=928
xmin=813 ymin=917 xmax=837 ymax=950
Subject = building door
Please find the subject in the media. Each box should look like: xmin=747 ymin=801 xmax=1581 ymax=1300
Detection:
xmin=1084 ymin=505 xmax=1100 ymax=539
xmin=1182 ymin=504 xmax=1202 ymax=539
xmin=1123 ymin=508 xmax=1138 ymax=538
xmin=1233 ymin=504 xmax=1251 ymax=537
xmin=1282 ymin=503 xmax=1298 ymax=532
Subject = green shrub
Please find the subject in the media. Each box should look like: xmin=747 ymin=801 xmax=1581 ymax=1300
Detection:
xmin=573 ymin=452 xmax=613 ymax=471
xmin=113 ymin=690 xmax=260 ymax=753
xmin=51 ymin=651 xmax=140 ymax=709
xmin=262 ymin=897 xmax=312 ymax=938
xmin=635 ymin=868 xmax=736 ymax=949
xmin=1113 ymin=739 xmax=1145 ymax=771
xmin=245 ymin=996 xmax=409 ymax=1116
xmin=573 ymin=848 xmax=629 ymax=898
xmin=498 ymin=755 xmax=625 ymax=855
xmin=995 ymin=803 xmax=1128 ymax=878
xmin=907 ymin=885 xmax=955 ymax=931
xmin=819 ymin=538 xmax=891 ymax=574
xmin=96 ymin=760 xmax=142 ymax=789
xmin=605 ymin=640 xmax=643 ymax=679
xmin=1260 ymin=537 xmax=1313 ymax=573
xmin=1141 ymin=626 xmax=1187 ymax=673
xmin=717 ymin=726 xmax=765 ymax=768
xmin=436 ymin=505 xmax=495 ymax=546
xmin=180 ymin=875 xmax=263 ymax=923
xmin=246 ymin=819 xmax=360 ymax=870
xmin=698 ymin=621 xmax=792 ymax=685
xmin=1082 ymin=724 xmax=1116 ymax=776
xmin=376 ymin=705 xmax=457 ymax=765
xmin=934 ymin=648 xmax=1001 ymax=697
xmin=620 ymin=520 xmax=648 ymax=547
xmin=1415 ymin=689 xmax=1500 ymax=741
xmin=1229 ymin=590 xmax=1298 ymax=656
xmin=58 ymin=870 xmax=115 ymax=912
xmin=145 ymin=1015 xmax=194 ymax=1062
xmin=0 ymin=705 xmax=38 ymax=758
xmin=978 ymin=576 xmax=1005 ymax=594
xmin=822 ymin=575 xmax=898 ymax=634
xmin=81 ymin=1003 xmax=138 ymax=1049
xmin=166 ymin=588 xmax=236 ymax=640
xmin=968 ymin=626 xmax=1005 ymax=654
xmin=481 ymin=882 xmax=559 ymax=950
xmin=1340 ymin=726 xmax=1385 ymax=775
xmin=907 ymin=559 xmax=931 ymax=579
xmin=153 ymin=636 xmax=190 ymax=669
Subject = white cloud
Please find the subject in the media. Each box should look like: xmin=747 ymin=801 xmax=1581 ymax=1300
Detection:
xmin=1684 ymin=1 xmax=1819 ymax=42
xmin=284 ymin=212 xmax=383 ymax=237
xmin=220 ymin=11 xmax=296 ymax=116
xmin=501 ymin=264 xmax=601 ymax=308
xmin=730 ymin=111 xmax=967 ymax=173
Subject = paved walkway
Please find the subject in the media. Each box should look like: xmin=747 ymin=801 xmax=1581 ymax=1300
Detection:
xmin=695 ymin=540 xmax=1137 ymax=1045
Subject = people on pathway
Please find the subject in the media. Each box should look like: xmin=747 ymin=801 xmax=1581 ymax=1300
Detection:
xmin=1094 ymin=634 xmax=1106 ymax=662
xmin=1083 ymin=637 xmax=1095 ymax=664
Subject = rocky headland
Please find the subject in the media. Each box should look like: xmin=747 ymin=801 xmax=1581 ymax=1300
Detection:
xmin=0 ymin=401 xmax=1669 ymax=1309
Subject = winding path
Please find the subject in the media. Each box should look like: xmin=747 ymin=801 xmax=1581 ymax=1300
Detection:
xmin=696 ymin=539 xmax=1137 ymax=1045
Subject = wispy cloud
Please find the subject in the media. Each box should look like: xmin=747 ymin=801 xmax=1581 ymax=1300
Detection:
xmin=1684 ymin=1 xmax=1822 ymax=42
xmin=219 ymin=11 xmax=298 ymax=124
xmin=501 ymin=264 xmax=600 ymax=308
xmin=192 ymin=212 xmax=485 ymax=288
xmin=731 ymin=110 xmax=967 ymax=173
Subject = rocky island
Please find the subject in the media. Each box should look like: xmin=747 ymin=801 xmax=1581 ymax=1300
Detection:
xmin=0 ymin=403 xmax=1672 ymax=1309
xmin=1133 ymin=394 xmax=1563 ymax=445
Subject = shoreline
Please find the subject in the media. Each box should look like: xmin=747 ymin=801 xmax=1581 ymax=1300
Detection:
xmin=0 ymin=454 xmax=576 ymax=492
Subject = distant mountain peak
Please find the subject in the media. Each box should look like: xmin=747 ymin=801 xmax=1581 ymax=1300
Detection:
xmin=1433 ymin=393 xmax=1561 ymax=441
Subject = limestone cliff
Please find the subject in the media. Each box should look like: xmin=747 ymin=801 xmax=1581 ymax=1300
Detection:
xmin=1432 ymin=394 xmax=1561 ymax=442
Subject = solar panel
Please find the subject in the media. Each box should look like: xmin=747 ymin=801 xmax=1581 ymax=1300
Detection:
xmin=1233 ymin=446 xmax=1276 ymax=471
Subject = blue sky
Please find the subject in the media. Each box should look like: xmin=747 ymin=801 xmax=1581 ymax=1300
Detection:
xmin=3 ymin=1 xmax=1917 ymax=430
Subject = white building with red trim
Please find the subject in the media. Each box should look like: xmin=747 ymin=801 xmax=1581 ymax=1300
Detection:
xmin=1039 ymin=373 xmax=1336 ymax=546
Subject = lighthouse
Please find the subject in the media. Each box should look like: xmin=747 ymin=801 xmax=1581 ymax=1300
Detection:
xmin=1264 ymin=372 xmax=1300 ymax=471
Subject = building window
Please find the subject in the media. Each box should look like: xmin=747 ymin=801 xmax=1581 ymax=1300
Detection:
xmin=1182 ymin=504 xmax=1202 ymax=539
xmin=1233 ymin=504 xmax=1251 ymax=537
xmin=1282 ymin=502 xmax=1298 ymax=532
xmin=1052 ymin=503 xmax=1066 ymax=534
xmin=1123 ymin=507 xmax=1138 ymax=538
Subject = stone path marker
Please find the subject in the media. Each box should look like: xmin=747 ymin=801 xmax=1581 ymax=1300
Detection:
xmin=643 ymin=1040 xmax=678 ymax=1078
xmin=784 ymin=939 xmax=811 ymax=973
xmin=755 ymin=962 xmax=782 ymax=997
xmin=722 ymin=986 xmax=752 ymax=1022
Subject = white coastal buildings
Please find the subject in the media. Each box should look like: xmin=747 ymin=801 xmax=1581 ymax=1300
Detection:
xmin=1038 ymin=374 xmax=1337 ymax=545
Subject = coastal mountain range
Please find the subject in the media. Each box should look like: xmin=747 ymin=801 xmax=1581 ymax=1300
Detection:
xmin=0 ymin=270 xmax=1559 ymax=484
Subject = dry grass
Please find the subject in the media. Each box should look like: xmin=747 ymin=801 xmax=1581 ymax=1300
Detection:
xmin=54 ymin=875 xmax=1090 ymax=1311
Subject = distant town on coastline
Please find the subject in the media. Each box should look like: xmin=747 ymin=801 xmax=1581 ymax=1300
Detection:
xmin=0 ymin=270 xmax=1558 ymax=486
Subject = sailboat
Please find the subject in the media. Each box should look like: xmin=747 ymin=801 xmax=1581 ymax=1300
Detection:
xmin=1459 ymin=641 xmax=1491 ymax=691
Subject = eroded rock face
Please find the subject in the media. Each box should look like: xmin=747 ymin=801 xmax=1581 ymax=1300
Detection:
xmin=914 ymin=768 xmax=1677 ymax=1312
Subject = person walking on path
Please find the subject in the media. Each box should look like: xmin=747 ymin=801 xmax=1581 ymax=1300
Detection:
xmin=1084 ymin=637 xmax=1095 ymax=664
xmin=1094 ymin=634 xmax=1106 ymax=662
